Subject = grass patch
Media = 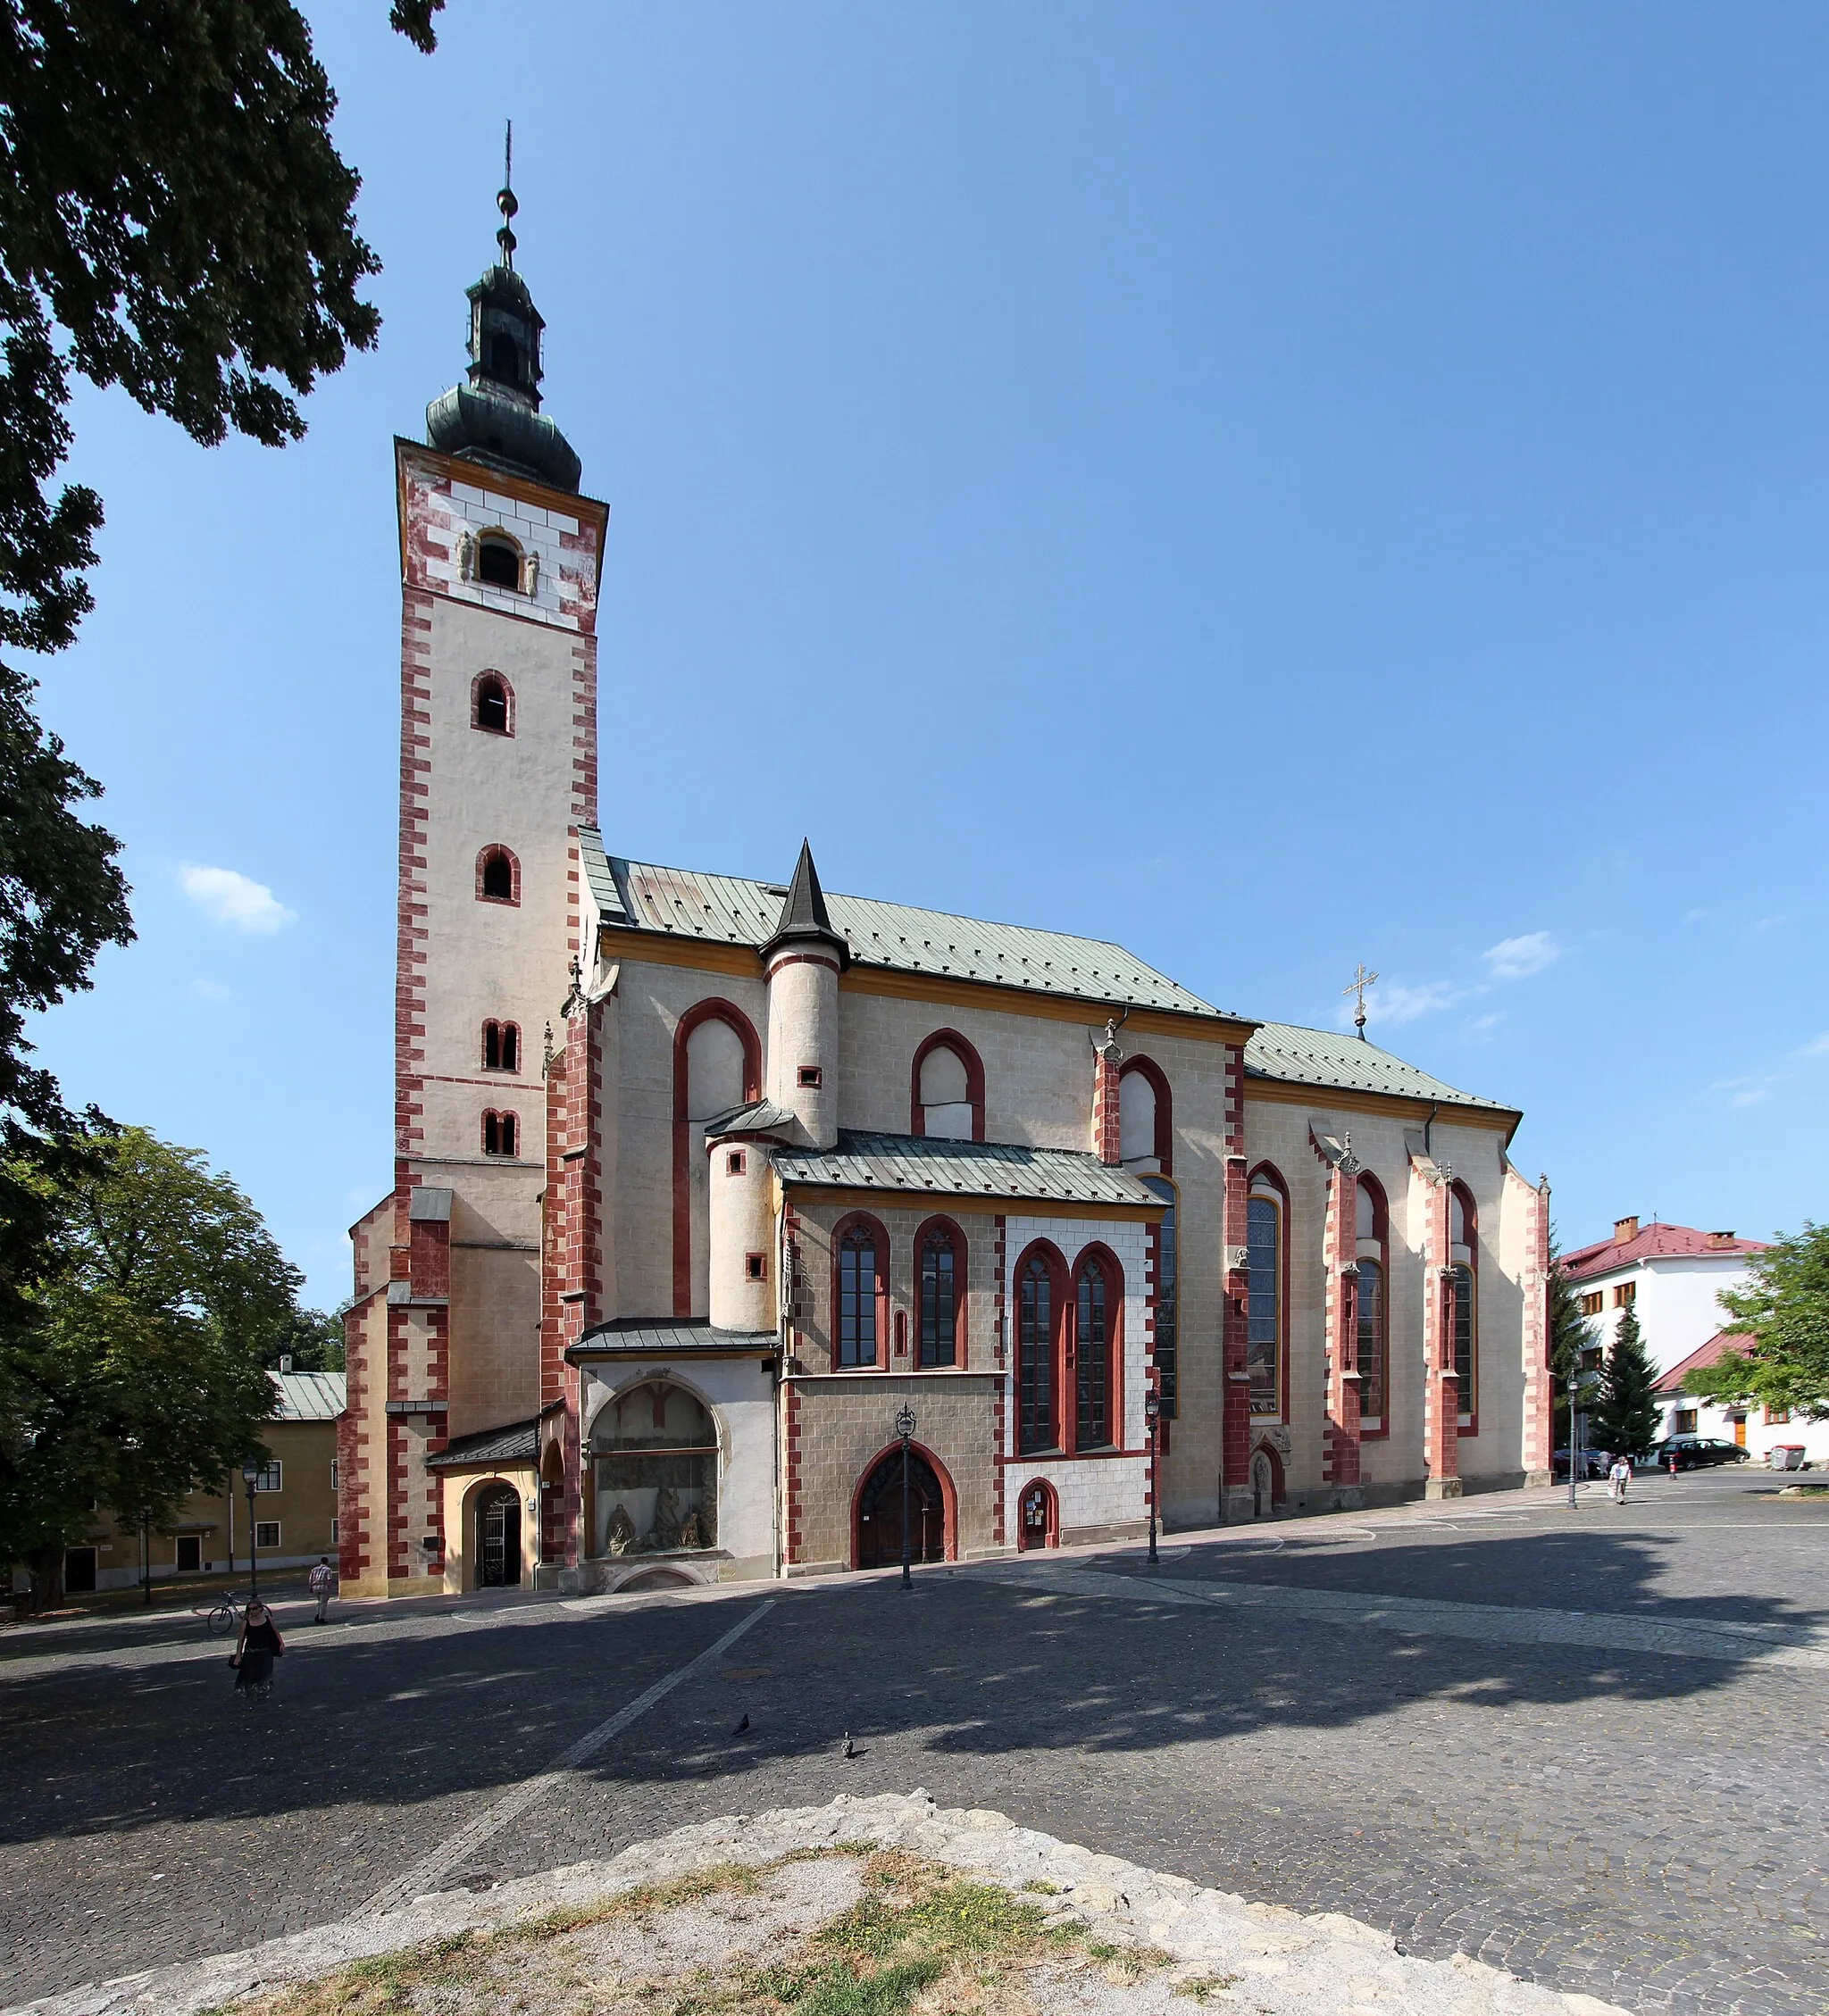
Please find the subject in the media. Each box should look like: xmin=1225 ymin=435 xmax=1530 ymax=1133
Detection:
xmin=1173 ymin=1975 xmax=1243 ymax=2004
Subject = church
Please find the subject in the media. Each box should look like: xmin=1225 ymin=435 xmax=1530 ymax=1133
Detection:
xmin=338 ymin=197 xmax=1554 ymax=1600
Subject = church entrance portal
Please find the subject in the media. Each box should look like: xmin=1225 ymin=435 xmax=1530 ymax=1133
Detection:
xmin=475 ymin=1483 xmax=522 ymax=1587
xmin=856 ymin=1448 xmax=946 ymax=1570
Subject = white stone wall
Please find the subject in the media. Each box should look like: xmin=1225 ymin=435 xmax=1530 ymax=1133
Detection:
xmin=1578 ymin=1254 xmax=1754 ymax=1376
xmin=413 ymin=471 xmax=597 ymax=634
xmin=707 ymin=1137 xmax=776 ymax=1331
xmin=767 ymin=954 xmax=839 ymax=1147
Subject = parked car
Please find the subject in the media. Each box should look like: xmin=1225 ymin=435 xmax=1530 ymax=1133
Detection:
xmin=1553 ymin=1447 xmax=1610 ymax=1480
xmin=1648 ymin=1435 xmax=1750 ymax=1470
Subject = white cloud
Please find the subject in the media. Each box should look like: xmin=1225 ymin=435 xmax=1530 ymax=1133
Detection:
xmin=190 ymin=979 xmax=233 ymax=1003
xmin=1732 ymin=1087 xmax=1769 ymax=1108
xmin=1482 ymin=931 xmax=1561 ymax=981
xmin=180 ymin=863 xmax=295 ymax=935
xmin=1800 ymin=1033 xmax=1829 ymax=1057
xmin=1466 ymin=1012 xmax=1503 ymax=1033
xmin=1367 ymin=981 xmax=1463 ymax=1027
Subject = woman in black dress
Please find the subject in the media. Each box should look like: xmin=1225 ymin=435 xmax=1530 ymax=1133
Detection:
xmin=231 ymin=1598 xmax=284 ymax=1700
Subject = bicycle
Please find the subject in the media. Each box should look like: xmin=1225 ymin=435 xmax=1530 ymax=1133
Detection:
xmin=205 ymin=1591 xmax=246 ymax=1637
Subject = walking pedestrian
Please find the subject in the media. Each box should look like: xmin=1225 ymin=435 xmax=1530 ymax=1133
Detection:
xmin=1667 ymin=1445 xmax=1681 ymax=1478
xmin=1608 ymin=1454 xmax=1631 ymax=1504
xmin=307 ymin=1556 xmax=336 ymax=1624
xmin=230 ymin=1597 xmax=284 ymax=1702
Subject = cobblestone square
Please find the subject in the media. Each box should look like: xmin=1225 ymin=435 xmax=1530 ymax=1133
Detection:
xmin=3 ymin=1471 xmax=1824 ymax=2016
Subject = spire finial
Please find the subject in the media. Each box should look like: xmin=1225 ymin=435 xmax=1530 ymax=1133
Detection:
xmin=1343 ymin=962 xmax=1378 ymax=1040
xmin=496 ymin=119 xmax=518 ymax=268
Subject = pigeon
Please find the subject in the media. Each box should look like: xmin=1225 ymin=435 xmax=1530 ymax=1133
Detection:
xmin=842 ymin=1733 xmax=857 ymax=1759
xmin=731 ymin=1713 xmax=750 ymax=1737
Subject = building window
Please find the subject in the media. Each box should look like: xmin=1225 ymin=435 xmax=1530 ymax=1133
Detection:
xmin=477 ymin=846 xmax=519 ymax=904
xmin=1118 ymin=1057 xmax=1173 ymax=1174
xmin=482 ymin=1110 xmax=519 ymax=1157
xmin=1142 ymin=1176 xmax=1178 ymax=1418
xmin=798 ymin=1065 xmax=823 ymax=1089
xmin=1017 ymin=1249 xmax=1061 ymax=1454
xmin=911 ymin=1030 xmax=985 ymax=1140
xmin=1451 ymin=1181 xmax=1478 ymax=1424
xmin=918 ymin=1221 xmax=960 ymax=1368
xmin=1766 ymin=1404 xmax=1791 ymax=1426
xmin=836 ymin=1219 xmax=884 ymax=1369
xmin=1613 ymin=1280 xmax=1636 ymax=1309
xmin=472 ymin=671 xmax=513 ymax=735
xmin=1074 ymin=1254 xmax=1114 ymax=1451
xmin=330 ymin=1515 xmax=339 ymax=1545
xmin=1247 ymin=1170 xmax=1287 ymax=1417
xmin=725 ymin=1149 xmax=747 ymax=1177
xmin=255 ymin=1520 xmax=281 ymax=1551
xmin=482 ymin=1020 xmax=520 ymax=1071
xmin=1579 ymin=1291 xmax=1603 ymax=1318
xmin=1674 ymin=1407 xmax=1699 ymax=1435
xmin=746 ymin=1251 xmax=767 ymax=1281
xmin=590 ymin=1382 xmax=718 ymax=1554
xmin=330 ymin=1458 xmax=338 ymax=1491
xmin=477 ymin=533 xmax=521 ymax=588
xmin=1356 ymin=1174 xmax=1389 ymax=1432
xmin=254 ymin=1460 xmax=282 ymax=1493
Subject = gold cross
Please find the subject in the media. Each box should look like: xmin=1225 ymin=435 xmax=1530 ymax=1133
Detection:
xmin=1343 ymin=963 xmax=1378 ymax=1037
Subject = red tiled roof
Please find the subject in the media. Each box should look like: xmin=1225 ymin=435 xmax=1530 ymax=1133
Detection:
xmin=1562 ymin=1222 xmax=1768 ymax=1282
xmin=1655 ymin=1329 xmax=1753 ymax=1395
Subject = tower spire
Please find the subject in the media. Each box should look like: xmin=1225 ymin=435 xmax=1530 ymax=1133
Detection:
xmin=497 ymin=119 xmax=518 ymax=269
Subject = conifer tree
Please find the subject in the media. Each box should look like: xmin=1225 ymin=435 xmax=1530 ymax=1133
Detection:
xmin=1591 ymin=1304 xmax=1662 ymax=1460
xmin=1548 ymin=1234 xmax=1595 ymax=1448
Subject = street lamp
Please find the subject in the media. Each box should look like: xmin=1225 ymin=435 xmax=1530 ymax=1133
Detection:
xmin=240 ymin=1457 xmax=263 ymax=1601
xmin=1144 ymin=1391 xmax=1161 ymax=1568
xmin=895 ymin=1403 xmax=917 ymax=1590
xmin=1566 ymin=1362 xmax=1584 ymax=1512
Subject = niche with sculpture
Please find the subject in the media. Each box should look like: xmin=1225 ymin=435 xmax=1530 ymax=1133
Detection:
xmin=590 ymin=1381 xmax=718 ymax=1557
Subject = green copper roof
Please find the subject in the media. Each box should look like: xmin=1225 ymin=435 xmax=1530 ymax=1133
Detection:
xmin=1245 ymin=1021 xmax=1515 ymax=1115
xmin=775 ymin=1130 xmax=1162 ymax=1208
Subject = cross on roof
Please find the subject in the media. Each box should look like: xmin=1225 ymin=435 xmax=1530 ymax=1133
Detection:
xmin=1342 ymin=963 xmax=1378 ymax=1040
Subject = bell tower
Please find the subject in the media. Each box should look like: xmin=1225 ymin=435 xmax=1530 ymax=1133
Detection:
xmin=341 ymin=148 xmax=609 ymax=1599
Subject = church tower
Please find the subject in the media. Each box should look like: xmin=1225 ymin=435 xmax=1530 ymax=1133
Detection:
xmin=340 ymin=158 xmax=608 ymax=1597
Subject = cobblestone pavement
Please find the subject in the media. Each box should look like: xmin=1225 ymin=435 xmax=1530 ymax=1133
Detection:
xmin=4 ymin=1472 xmax=1825 ymax=2016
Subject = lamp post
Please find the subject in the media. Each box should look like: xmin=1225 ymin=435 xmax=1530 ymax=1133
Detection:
xmin=1144 ymin=1391 xmax=1161 ymax=1567
xmin=241 ymin=1458 xmax=263 ymax=1601
xmin=1566 ymin=1362 xmax=1583 ymax=1512
xmin=895 ymin=1403 xmax=916 ymax=1590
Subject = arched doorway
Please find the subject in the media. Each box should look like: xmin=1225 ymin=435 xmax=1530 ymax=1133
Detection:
xmin=1017 ymin=1478 xmax=1058 ymax=1551
xmin=474 ymin=1482 xmax=522 ymax=1587
xmin=856 ymin=1446 xmax=948 ymax=1570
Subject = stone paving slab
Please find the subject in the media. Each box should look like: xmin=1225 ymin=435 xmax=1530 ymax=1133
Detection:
xmin=3 ymin=1794 xmax=1633 ymax=2016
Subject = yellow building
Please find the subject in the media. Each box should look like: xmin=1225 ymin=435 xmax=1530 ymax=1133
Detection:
xmin=61 ymin=1370 xmax=345 ymax=1594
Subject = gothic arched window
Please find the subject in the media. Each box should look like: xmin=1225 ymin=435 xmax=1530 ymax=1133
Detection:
xmin=1451 ymin=1181 xmax=1478 ymax=1427
xmin=1017 ymin=1247 xmax=1063 ymax=1454
xmin=1248 ymin=1168 xmax=1287 ymax=1419
xmin=836 ymin=1217 xmax=885 ymax=1370
xmin=1118 ymin=1057 xmax=1173 ymax=1173
xmin=911 ymin=1031 xmax=984 ymax=1140
xmin=1074 ymin=1254 xmax=1114 ymax=1451
xmin=918 ymin=1220 xmax=961 ymax=1368
xmin=1356 ymin=1174 xmax=1389 ymax=1434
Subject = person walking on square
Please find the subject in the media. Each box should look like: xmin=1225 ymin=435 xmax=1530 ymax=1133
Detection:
xmin=230 ymin=1598 xmax=284 ymax=1702
xmin=308 ymin=1556 xmax=336 ymax=1624
xmin=1608 ymin=1454 xmax=1631 ymax=1504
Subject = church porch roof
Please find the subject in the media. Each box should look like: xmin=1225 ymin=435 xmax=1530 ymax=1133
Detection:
xmin=774 ymin=1129 xmax=1163 ymax=1210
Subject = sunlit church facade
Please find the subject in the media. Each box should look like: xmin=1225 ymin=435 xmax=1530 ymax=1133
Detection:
xmin=338 ymin=225 xmax=1554 ymax=1600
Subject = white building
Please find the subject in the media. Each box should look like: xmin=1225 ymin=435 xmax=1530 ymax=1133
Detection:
xmin=1653 ymin=1332 xmax=1829 ymax=1469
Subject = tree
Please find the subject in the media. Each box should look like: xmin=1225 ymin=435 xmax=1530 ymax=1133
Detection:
xmin=1589 ymin=1303 xmax=1662 ymax=1459
xmin=0 ymin=0 xmax=437 ymax=1328
xmin=271 ymin=1302 xmax=347 ymax=1373
xmin=1547 ymin=1231 xmax=1595 ymax=1449
xmin=1684 ymin=1222 xmax=1829 ymax=1422
xmin=0 ymin=1127 xmax=303 ymax=1600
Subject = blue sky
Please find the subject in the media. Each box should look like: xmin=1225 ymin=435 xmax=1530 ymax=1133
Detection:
xmin=26 ymin=2 xmax=1829 ymax=1309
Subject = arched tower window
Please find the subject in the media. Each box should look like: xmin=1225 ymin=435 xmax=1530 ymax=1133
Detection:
xmin=477 ymin=533 xmax=521 ymax=589
xmin=1073 ymin=1253 xmax=1115 ymax=1451
xmin=482 ymin=1020 xmax=521 ymax=1072
xmin=911 ymin=1031 xmax=985 ymax=1140
xmin=488 ymin=332 xmax=521 ymax=382
xmin=917 ymin=1219 xmax=962 ymax=1368
xmin=1247 ymin=1166 xmax=1288 ymax=1420
xmin=1450 ymin=1180 xmax=1478 ymax=1428
xmin=481 ymin=1110 xmax=518 ymax=1157
xmin=1356 ymin=1172 xmax=1389 ymax=1435
xmin=473 ymin=671 xmax=513 ymax=735
xmin=1016 ymin=1245 xmax=1065 ymax=1454
xmin=1118 ymin=1057 xmax=1173 ymax=1174
xmin=835 ymin=1217 xmax=887 ymax=1370
xmin=477 ymin=846 xmax=519 ymax=904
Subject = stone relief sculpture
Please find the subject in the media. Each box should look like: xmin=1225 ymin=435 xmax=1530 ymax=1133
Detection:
xmin=648 ymin=1484 xmax=682 ymax=1552
xmin=605 ymin=1503 xmax=637 ymax=1555
xmin=522 ymin=549 xmax=539 ymax=595
xmin=456 ymin=529 xmax=475 ymax=582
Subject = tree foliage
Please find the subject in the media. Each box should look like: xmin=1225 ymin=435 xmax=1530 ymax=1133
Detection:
xmin=271 ymin=1302 xmax=347 ymax=1373
xmin=1684 ymin=1222 xmax=1829 ymax=1422
xmin=0 ymin=1127 xmax=303 ymax=1593
xmin=1547 ymin=1230 xmax=1595 ymax=1448
xmin=1590 ymin=1303 xmax=1662 ymax=1458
